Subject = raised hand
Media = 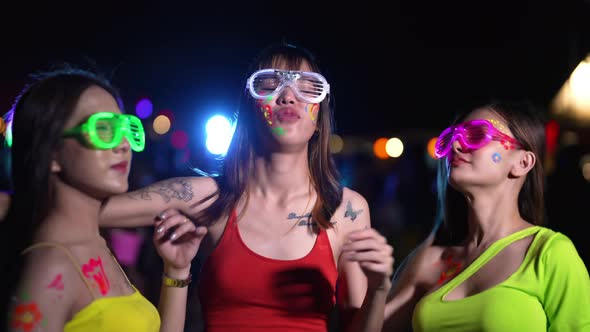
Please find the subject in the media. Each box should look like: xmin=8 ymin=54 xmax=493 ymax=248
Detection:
xmin=342 ymin=227 xmax=394 ymax=291
xmin=153 ymin=208 xmax=207 ymax=271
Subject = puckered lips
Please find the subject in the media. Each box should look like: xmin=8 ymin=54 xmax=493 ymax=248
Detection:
xmin=276 ymin=107 xmax=301 ymax=124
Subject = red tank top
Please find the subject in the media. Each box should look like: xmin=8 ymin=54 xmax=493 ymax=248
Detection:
xmin=198 ymin=209 xmax=339 ymax=332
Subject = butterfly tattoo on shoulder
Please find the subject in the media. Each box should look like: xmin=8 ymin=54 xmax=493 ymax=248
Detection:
xmin=344 ymin=201 xmax=363 ymax=222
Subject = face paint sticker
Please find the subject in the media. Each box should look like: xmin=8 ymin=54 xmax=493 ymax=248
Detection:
xmin=256 ymin=99 xmax=273 ymax=126
xmin=11 ymin=302 xmax=43 ymax=332
xmin=435 ymin=254 xmax=463 ymax=285
xmin=487 ymin=118 xmax=508 ymax=134
xmin=46 ymin=273 xmax=64 ymax=291
xmin=272 ymin=127 xmax=285 ymax=136
xmin=499 ymin=140 xmax=517 ymax=150
xmin=15 ymin=291 xmax=30 ymax=302
xmin=47 ymin=273 xmax=65 ymax=301
xmin=492 ymin=152 xmax=502 ymax=163
xmin=82 ymin=256 xmax=110 ymax=295
xmin=487 ymin=119 xmax=518 ymax=150
xmin=305 ymin=103 xmax=319 ymax=122
xmin=262 ymin=105 xmax=273 ymax=125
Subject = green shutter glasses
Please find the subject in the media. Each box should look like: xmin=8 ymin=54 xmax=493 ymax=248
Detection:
xmin=62 ymin=112 xmax=145 ymax=152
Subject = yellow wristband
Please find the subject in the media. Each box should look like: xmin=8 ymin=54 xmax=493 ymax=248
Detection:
xmin=162 ymin=273 xmax=192 ymax=288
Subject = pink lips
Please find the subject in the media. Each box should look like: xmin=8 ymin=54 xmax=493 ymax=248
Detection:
xmin=276 ymin=108 xmax=300 ymax=123
xmin=111 ymin=161 xmax=129 ymax=173
xmin=451 ymin=156 xmax=469 ymax=167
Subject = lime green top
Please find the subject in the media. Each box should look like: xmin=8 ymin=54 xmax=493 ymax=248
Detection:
xmin=413 ymin=226 xmax=590 ymax=331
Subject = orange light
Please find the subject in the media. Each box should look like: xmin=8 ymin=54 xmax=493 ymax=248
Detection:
xmin=153 ymin=115 xmax=171 ymax=135
xmin=373 ymin=137 xmax=389 ymax=159
xmin=427 ymin=137 xmax=437 ymax=159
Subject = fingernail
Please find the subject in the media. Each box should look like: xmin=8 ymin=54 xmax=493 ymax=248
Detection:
xmin=157 ymin=226 xmax=164 ymax=233
xmin=158 ymin=212 xmax=166 ymax=219
xmin=170 ymin=233 xmax=177 ymax=240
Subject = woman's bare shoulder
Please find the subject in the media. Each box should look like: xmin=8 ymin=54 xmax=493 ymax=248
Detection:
xmin=396 ymin=237 xmax=447 ymax=287
xmin=332 ymin=187 xmax=370 ymax=232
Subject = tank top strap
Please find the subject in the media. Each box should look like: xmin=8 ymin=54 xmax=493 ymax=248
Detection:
xmin=229 ymin=208 xmax=238 ymax=226
xmin=316 ymin=227 xmax=329 ymax=243
xmin=22 ymin=242 xmax=98 ymax=299
xmin=103 ymin=245 xmax=134 ymax=289
xmin=222 ymin=208 xmax=239 ymax=238
xmin=440 ymin=226 xmax=541 ymax=295
xmin=203 ymin=208 xmax=239 ymax=263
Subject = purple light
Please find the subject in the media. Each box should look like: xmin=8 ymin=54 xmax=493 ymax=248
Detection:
xmin=171 ymin=130 xmax=189 ymax=149
xmin=135 ymin=98 xmax=153 ymax=119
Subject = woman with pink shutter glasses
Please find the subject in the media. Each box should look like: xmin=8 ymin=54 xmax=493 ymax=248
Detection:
xmin=382 ymin=102 xmax=590 ymax=332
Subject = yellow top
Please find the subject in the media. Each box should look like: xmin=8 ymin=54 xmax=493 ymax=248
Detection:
xmin=64 ymin=286 xmax=160 ymax=332
xmin=23 ymin=242 xmax=160 ymax=332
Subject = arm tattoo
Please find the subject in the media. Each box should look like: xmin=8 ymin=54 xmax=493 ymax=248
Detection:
xmin=344 ymin=201 xmax=363 ymax=222
xmin=127 ymin=178 xmax=194 ymax=203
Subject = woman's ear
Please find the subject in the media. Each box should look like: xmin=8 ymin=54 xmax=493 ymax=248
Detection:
xmin=510 ymin=150 xmax=536 ymax=177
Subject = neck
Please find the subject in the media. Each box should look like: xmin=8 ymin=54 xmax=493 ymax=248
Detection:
xmin=36 ymin=179 xmax=103 ymax=243
xmin=250 ymin=147 xmax=312 ymax=202
xmin=463 ymin=184 xmax=530 ymax=249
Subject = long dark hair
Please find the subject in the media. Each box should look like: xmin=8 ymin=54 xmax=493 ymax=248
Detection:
xmin=0 ymin=67 xmax=121 ymax=326
xmin=193 ymin=43 xmax=343 ymax=229
xmin=433 ymin=101 xmax=547 ymax=245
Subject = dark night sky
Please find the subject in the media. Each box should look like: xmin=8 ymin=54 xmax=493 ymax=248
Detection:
xmin=1 ymin=1 xmax=590 ymax=137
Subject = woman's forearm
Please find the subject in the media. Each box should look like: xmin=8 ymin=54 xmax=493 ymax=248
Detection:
xmin=99 ymin=177 xmax=203 ymax=227
xmin=346 ymin=282 xmax=391 ymax=332
xmin=158 ymin=266 xmax=191 ymax=332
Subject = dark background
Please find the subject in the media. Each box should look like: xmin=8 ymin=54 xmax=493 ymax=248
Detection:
xmin=2 ymin=1 xmax=590 ymax=133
